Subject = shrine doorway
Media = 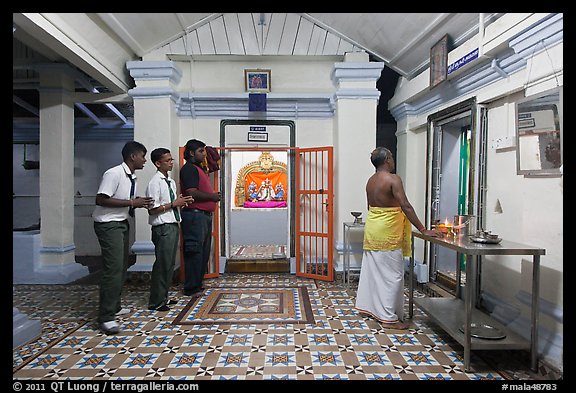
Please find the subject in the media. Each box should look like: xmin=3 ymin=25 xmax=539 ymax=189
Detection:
xmin=425 ymin=98 xmax=482 ymax=294
xmin=219 ymin=120 xmax=295 ymax=273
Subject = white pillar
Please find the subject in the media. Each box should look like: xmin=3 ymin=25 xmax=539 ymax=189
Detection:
xmin=28 ymin=66 xmax=89 ymax=283
xmin=126 ymin=61 xmax=183 ymax=272
xmin=332 ymin=52 xmax=384 ymax=269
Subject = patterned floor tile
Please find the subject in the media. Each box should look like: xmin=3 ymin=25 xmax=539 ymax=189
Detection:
xmin=12 ymin=273 xmax=554 ymax=380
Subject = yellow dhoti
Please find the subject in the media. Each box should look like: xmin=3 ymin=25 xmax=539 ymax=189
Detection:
xmin=355 ymin=207 xmax=412 ymax=323
xmin=363 ymin=206 xmax=412 ymax=257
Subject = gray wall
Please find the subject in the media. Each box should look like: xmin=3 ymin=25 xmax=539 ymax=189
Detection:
xmin=229 ymin=209 xmax=288 ymax=246
xmin=13 ymin=143 xmax=40 ymax=229
xmin=13 ymin=134 xmax=132 ymax=256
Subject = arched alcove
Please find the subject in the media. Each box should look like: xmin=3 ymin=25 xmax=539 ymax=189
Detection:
xmin=234 ymin=152 xmax=287 ymax=207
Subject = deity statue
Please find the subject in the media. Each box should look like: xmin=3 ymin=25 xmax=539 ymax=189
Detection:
xmin=251 ymin=74 xmax=263 ymax=89
xmin=257 ymin=178 xmax=275 ymax=201
xmin=258 ymin=152 xmax=274 ymax=172
xmin=247 ymin=180 xmax=259 ymax=201
xmin=274 ymin=182 xmax=285 ymax=200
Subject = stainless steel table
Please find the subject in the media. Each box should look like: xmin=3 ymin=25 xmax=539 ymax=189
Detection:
xmin=408 ymin=231 xmax=545 ymax=372
xmin=342 ymin=221 xmax=365 ymax=288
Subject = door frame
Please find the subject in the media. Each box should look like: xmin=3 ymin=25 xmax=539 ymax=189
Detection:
xmin=425 ymin=98 xmax=478 ymax=285
xmin=219 ymin=120 xmax=296 ymax=268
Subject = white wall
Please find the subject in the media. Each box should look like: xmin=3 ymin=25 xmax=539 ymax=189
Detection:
xmin=484 ymin=96 xmax=563 ymax=317
xmin=396 ymin=125 xmax=429 ymax=264
xmin=179 ymin=118 xmax=221 ymax=149
xmin=182 ymin=57 xmax=338 ymax=93
xmin=295 ymin=120 xmax=333 ymax=148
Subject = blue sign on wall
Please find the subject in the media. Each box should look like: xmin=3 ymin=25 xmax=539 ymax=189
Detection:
xmin=250 ymin=126 xmax=267 ymax=132
xmin=249 ymin=93 xmax=267 ymax=112
xmin=447 ymin=48 xmax=479 ymax=75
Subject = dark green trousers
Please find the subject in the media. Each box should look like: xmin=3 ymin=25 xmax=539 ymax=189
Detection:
xmin=94 ymin=220 xmax=130 ymax=323
xmin=149 ymin=223 xmax=180 ymax=309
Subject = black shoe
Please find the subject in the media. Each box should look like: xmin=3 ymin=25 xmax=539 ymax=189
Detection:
xmin=148 ymin=305 xmax=170 ymax=311
xmin=183 ymin=289 xmax=203 ymax=297
xmin=167 ymin=299 xmax=178 ymax=305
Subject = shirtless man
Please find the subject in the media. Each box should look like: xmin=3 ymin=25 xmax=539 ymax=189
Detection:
xmin=355 ymin=147 xmax=438 ymax=330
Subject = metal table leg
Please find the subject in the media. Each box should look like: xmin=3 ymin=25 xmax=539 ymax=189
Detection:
xmin=531 ymin=255 xmax=540 ymax=371
xmin=343 ymin=223 xmax=349 ymax=289
xmin=464 ymin=253 xmax=473 ymax=372
xmin=455 ymin=252 xmax=462 ymax=299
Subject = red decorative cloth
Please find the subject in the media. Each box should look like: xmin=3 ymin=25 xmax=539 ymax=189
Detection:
xmin=201 ymin=146 xmax=221 ymax=173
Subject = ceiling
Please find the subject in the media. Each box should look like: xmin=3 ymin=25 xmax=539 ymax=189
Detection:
xmin=13 ymin=13 xmax=503 ymax=127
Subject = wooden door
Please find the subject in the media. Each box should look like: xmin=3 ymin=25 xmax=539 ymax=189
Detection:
xmin=295 ymin=147 xmax=334 ymax=281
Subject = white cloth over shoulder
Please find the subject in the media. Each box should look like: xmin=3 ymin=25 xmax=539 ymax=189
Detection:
xmin=355 ymin=249 xmax=405 ymax=323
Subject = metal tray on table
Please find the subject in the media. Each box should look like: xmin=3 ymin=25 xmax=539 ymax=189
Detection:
xmin=469 ymin=236 xmax=502 ymax=244
xmin=459 ymin=323 xmax=506 ymax=339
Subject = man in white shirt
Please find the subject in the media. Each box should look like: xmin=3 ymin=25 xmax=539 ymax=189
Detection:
xmin=93 ymin=141 xmax=153 ymax=335
xmin=145 ymin=148 xmax=193 ymax=311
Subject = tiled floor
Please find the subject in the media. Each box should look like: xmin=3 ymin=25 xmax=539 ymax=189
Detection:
xmin=229 ymin=245 xmax=287 ymax=260
xmin=13 ymin=273 xmax=556 ymax=380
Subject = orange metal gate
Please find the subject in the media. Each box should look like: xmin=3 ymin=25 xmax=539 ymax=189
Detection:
xmin=295 ymin=147 xmax=334 ymax=281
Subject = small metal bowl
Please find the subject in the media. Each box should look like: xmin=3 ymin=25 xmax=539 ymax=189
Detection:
xmin=470 ymin=235 xmax=502 ymax=244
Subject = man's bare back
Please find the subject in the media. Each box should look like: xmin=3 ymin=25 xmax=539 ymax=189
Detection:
xmin=366 ymin=171 xmax=402 ymax=208
xmin=366 ymin=147 xmax=438 ymax=237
